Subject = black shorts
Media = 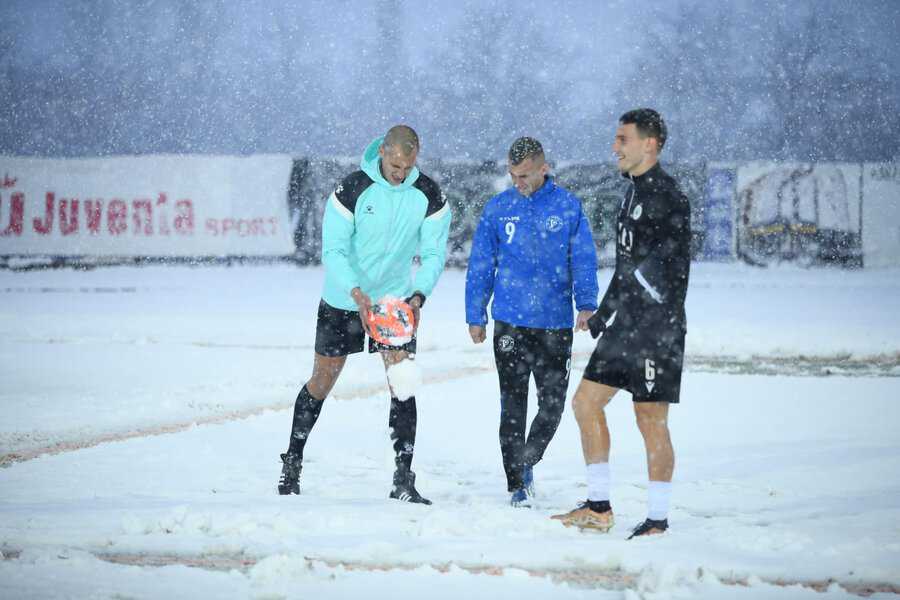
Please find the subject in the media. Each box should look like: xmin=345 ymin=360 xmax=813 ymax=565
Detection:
xmin=582 ymin=326 xmax=685 ymax=403
xmin=314 ymin=299 xmax=416 ymax=357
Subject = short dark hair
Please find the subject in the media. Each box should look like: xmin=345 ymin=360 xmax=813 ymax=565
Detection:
xmin=619 ymin=108 xmax=667 ymax=151
xmin=508 ymin=137 xmax=544 ymax=165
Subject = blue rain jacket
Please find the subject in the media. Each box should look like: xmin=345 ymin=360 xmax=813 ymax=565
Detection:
xmin=466 ymin=177 xmax=598 ymax=329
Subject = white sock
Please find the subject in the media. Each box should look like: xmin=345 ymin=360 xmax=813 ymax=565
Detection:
xmin=586 ymin=462 xmax=610 ymax=502
xmin=647 ymin=480 xmax=672 ymax=520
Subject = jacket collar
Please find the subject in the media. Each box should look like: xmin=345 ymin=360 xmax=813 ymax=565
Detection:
xmin=623 ymin=162 xmax=662 ymax=187
xmin=516 ymin=175 xmax=555 ymax=200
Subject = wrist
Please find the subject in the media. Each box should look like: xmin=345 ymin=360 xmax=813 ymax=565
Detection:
xmin=350 ymin=287 xmax=367 ymax=306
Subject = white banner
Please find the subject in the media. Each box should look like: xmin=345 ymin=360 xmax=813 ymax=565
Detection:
xmin=862 ymin=163 xmax=900 ymax=268
xmin=0 ymin=155 xmax=295 ymax=257
xmin=736 ymin=162 xmax=861 ymax=235
xmin=733 ymin=162 xmax=863 ymax=266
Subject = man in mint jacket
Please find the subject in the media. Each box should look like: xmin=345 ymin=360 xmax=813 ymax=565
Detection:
xmin=278 ymin=125 xmax=452 ymax=504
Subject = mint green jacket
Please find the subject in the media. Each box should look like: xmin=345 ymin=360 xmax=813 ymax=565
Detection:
xmin=321 ymin=137 xmax=452 ymax=311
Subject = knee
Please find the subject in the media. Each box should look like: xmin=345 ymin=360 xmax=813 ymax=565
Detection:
xmin=305 ymin=378 xmax=331 ymax=400
xmin=308 ymin=359 xmax=344 ymax=398
xmin=536 ymin=392 xmax=566 ymax=421
xmin=306 ymin=371 xmax=338 ymax=400
xmin=634 ymin=411 xmax=669 ymax=437
xmin=573 ymin=393 xmax=604 ymax=426
xmin=499 ymin=399 xmax=525 ymax=425
xmin=543 ymin=396 xmax=566 ymax=418
xmin=309 ymin=366 xmax=336 ymax=385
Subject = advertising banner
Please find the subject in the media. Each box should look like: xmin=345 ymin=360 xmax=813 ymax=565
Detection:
xmin=735 ymin=162 xmax=862 ymax=266
xmin=702 ymin=166 xmax=736 ymax=260
xmin=862 ymin=163 xmax=900 ymax=268
xmin=0 ymin=155 xmax=295 ymax=257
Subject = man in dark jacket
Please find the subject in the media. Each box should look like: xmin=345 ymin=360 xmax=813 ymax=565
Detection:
xmin=551 ymin=109 xmax=690 ymax=538
xmin=466 ymin=137 xmax=599 ymax=507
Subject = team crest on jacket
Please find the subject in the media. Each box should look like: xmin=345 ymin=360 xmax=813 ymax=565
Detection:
xmin=631 ymin=204 xmax=643 ymax=220
xmin=545 ymin=215 xmax=564 ymax=232
xmin=498 ymin=334 xmax=515 ymax=353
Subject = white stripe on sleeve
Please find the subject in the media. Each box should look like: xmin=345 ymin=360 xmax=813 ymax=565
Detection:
xmin=329 ymin=192 xmax=354 ymax=222
xmin=634 ymin=268 xmax=663 ymax=303
xmin=425 ymin=202 xmax=449 ymax=221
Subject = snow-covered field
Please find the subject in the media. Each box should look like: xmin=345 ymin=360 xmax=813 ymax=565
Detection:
xmin=2 ymin=263 xmax=899 ymax=599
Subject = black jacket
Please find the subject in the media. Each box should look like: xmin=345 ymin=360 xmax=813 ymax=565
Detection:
xmin=590 ymin=163 xmax=691 ymax=338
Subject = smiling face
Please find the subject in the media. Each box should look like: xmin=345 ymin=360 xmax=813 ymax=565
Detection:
xmin=378 ymin=144 xmax=417 ymax=186
xmin=508 ymin=156 xmax=549 ymax=197
xmin=612 ymin=122 xmax=658 ymax=176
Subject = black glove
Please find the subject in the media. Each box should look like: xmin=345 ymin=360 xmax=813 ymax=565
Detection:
xmin=587 ymin=311 xmax=606 ymax=339
xmin=405 ymin=291 xmax=426 ymax=308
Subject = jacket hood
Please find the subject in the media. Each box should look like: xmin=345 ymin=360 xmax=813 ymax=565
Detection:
xmin=360 ymin=136 xmax=419 ymax=191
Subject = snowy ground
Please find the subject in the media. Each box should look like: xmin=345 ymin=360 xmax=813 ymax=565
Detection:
xmin=1 ymin=263 xmax=899 ymax=599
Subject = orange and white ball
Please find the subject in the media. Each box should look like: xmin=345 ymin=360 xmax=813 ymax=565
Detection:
xmin=367 ymin=297 xmax=415 ymax=346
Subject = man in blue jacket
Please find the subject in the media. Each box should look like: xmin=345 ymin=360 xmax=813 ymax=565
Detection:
xmin=465 ymin=137 xmax=599 ymax=507
xmin=278 ymin=125 xmax=452 ymax=504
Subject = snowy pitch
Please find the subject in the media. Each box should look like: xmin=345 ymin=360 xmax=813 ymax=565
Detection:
xmin=1 ymin=264 xmax=899 ymax=599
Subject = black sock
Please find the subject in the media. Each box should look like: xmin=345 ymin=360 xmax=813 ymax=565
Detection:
xmin=389 ymin=396 xmax=417 ymax=473
xmin=287 ymin=385 xmax=324 ymax=458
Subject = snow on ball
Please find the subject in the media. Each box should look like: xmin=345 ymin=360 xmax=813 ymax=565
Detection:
xmin=367 ymin=296 xmax=415 ymax=347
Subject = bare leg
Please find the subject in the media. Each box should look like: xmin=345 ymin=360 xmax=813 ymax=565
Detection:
xmin=551 ymin=378 xmax=619 ymax=530
xmin=572 ymin=379 xmax=619 ymax=464
xmin=306 ymin=353 xmax=348 ymax=400
xmin=633 ymin=401 xmax=674 ymax=482
xmin=280 ymin=353 xmax=349 ymax=491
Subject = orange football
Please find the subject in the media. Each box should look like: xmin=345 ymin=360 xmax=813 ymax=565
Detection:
xmin=367 ymin=297 xmax=415 ymax=346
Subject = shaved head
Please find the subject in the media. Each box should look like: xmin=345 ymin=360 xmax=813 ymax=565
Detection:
xmin=379 ymin=125 xmax=420 ymax=185
xmin=383 ymin=125 xmax=420 ymax=156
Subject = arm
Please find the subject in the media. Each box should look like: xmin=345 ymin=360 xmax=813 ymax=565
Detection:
xmin=570 ymin=203 xmax=599 ymax=313
xmin=412 ymin=194 xmax=452 ymax=298
xmin=588 ymin=204 xmax=624 ymax=337
xmin=587 ymin=275 xmax=622 ymax=338
xmin=321 ymin=190 xmax=360 ymax=296
xmin=350 ymin=286 xmax=373 ymax=335
xmin=633 ymin=190 xmax=691 ymax=304
xmin=587 ymin=196 xmax=688 ymax=338
xmin=464 ymin=205 xmax=498 ymax=327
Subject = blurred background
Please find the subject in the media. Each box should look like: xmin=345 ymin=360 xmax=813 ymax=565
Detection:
xmin=2 ymin=0 xmax=898 ymax=162
xmin=1 ymin=0 xmax=899 ymax=270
